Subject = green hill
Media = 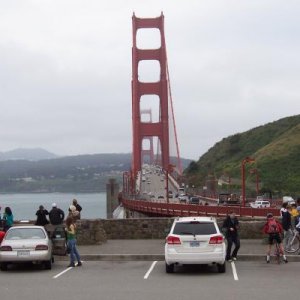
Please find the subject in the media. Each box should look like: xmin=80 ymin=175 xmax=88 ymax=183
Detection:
xmin=185 ymin=115 xmax=300 ymax=197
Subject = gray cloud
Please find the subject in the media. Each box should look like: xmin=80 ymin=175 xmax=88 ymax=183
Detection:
xmin=0 ymin=0 xmax=299 ymax=160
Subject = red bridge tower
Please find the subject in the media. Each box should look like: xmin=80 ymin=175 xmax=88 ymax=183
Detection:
xmin=131 ymin=13 xmax=169 ymax=181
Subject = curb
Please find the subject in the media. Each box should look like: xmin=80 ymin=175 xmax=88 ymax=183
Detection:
xmin=55 ymin=253 xmax=300 ymax=262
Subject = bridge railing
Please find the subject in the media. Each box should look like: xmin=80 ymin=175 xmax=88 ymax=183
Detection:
xmin=122 ymin=199 xmax=280 ymax=218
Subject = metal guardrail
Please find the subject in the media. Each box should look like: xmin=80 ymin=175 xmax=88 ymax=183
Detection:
xmin=122 ymin=199 xmax=280 ymax=218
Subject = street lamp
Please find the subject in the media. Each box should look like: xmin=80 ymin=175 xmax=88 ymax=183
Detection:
xmin=241 ymin=157 xmax=255 ymax=207
xmin=165 ymin=164 xmax=175 ymax=204
xmin=250 ymin=168 xmax=259 ymax=196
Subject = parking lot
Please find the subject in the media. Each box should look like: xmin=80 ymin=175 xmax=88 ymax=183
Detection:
xmin=1 ymin=260 xmax=299 ymax=300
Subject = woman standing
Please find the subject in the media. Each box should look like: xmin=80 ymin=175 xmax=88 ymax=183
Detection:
xmin=3 ymin=207 xmax=14 ymax=232
xmin=65 ymin=216 xmax=82 ymax=268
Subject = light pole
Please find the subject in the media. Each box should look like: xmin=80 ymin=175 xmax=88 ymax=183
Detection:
xmin=165 ymin=164 xmax=175 ymax=204
xmin=241 ymin=157 xmax=255 ymax=207
xmin=250 ymin=168 xmax=259 ymax=196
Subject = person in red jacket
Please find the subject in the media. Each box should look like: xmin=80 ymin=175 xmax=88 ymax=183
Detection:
xmin=263 ymin=213 xmax=287 ymax=263
xmin=0 ymin=231 xmax=5 ymax=243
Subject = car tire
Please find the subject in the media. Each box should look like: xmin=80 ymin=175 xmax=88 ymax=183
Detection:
xmin=44 ymin=259 xmax=52 ymax=270
xmin=165 ymin=263 xmax=174 ymax=273
xmin=217 ymin=262 xmax=226 ymax=273
xmin=0 ymin=263 xmax=8 ymax=271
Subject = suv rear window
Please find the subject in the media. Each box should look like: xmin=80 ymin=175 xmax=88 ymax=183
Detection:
xmin=173 ymin=222 xmax=217 ymax=235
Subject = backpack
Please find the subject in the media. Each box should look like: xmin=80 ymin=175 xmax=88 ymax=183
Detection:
xmin=266 ymin=219 xmax=280 ymax=234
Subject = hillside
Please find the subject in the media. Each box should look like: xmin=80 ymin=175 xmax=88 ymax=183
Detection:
xmin=0 ymin=153 xmax=191 ymax=193
xmin=0 ymin=148 xmax=58 ymax=161
xmin=185 ymin=115 xmax=300 ymax=197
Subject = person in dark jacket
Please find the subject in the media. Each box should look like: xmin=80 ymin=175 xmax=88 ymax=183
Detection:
xmin=49 ymin=203 xmax=65 ymax=225
xmin=280 ymin=202 xmax=293 ymax=250
xmin=68 ymin=199 xmax=82 ymax=219
xmin=222 ymin=211 xmax=240 ymax=262
xmin=35 ymin=205 xmax=49 ymax=226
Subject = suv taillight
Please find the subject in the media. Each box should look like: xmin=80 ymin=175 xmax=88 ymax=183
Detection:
xmin=0 ymin=246 xmax=12 ymax=251
xmin=166 ymin=236 xmax=181 ymax=245
xmin=209 ymin=235 xmax=224 ymax=244
xmin=35 ymin=245 xmax=48 ymax=251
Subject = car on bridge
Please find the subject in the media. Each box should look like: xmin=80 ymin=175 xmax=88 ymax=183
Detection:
xmin=188 ymin=197 xmax=200 ymax=205
xmin=178 ymin=194 xmax=189 ymax=203
xmin=165 ymin=217 xmax=226 ymax=274
xmin=250 ymin=200 xmax=270 ymax=208
xmin=217 ymin=193 xmax=240 ymax=206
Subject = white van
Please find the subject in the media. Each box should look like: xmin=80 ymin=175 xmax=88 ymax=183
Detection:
xmin=283 ymin=196 xmax=295 ymax=205
xmin=250 ymin=200 xmax=271 ymax=208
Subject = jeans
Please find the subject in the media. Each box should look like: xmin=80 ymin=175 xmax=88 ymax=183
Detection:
xmin=283 ymin=229 xmax=293 ymax=249
xmin=226 ymin=236 xmax=240 ymax=260
xmin=67 ymin=239 xmax=81 ymax=265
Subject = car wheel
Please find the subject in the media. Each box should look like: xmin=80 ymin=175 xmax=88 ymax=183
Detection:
xmin=44 ymin=260 xmax=52 ymax=270
xmin=165 ymin=263 xmax=174 ymax=273
xmin=0 ymin=263 xmax=8 ymax=271
xmin=217 ymin=262 xmax=226 ymax=273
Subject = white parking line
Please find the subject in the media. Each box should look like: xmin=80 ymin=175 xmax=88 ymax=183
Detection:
xmin=144 ymin=261 xmax=158 ymax=279
xmin=53 ymin=261 xmax=84 ymax=279
xmin=53 ymin=267 xmax=73 ymax=279
xmin=231 ymin=262 xmax=239 ymax=281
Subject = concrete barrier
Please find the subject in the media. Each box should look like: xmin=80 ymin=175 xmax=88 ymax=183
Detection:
xmin=15 ymin=217 xmax=269 ymax=245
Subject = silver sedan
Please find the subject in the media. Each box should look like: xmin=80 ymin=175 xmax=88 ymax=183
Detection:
xmin=0 ymin=226 xmax=53 ymax=271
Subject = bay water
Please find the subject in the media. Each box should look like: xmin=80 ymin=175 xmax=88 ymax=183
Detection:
xmin=0 ymin=193 xmax=107 ymax=221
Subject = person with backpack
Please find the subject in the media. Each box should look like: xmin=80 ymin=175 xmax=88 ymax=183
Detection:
xmin=263 ymin=213 xmax=287 ymax=263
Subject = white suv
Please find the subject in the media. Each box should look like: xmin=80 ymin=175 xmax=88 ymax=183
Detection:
xmin=165 ymin=217 xmax=226 ymax=273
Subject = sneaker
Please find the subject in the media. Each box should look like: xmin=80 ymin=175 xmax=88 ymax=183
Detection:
xmin=232 ymin=257 xmax=237 ymax=261
xmin=283 ymin=256 xmax=288 ymax=263
xmin=77 ymin=261 xmax=82 ymax=267
xmin=68 ymin=263 xmax=75 ymax=268
xmin=227 ymin=258 xmax=233 ymax=262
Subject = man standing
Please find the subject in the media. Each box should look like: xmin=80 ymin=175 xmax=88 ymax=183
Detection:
xmin=49 ymin=203 xmax=65 ymax=225
xmin=222 ymin=211 xmax=240 ymax=262
xmin=280 ymin=202 xmax=293 ymax=250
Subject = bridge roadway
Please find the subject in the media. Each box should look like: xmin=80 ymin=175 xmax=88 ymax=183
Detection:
xmin=139 ymin=165 xmax=217 ymax=205
xmin=2 ymin=239 xmax=300 ymax=300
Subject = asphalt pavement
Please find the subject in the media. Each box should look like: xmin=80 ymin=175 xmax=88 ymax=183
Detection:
xmin=54 ymin=239 xmax=300 ymax=262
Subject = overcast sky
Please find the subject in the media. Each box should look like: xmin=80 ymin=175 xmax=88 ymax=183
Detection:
xmin=0 ymin=0 xmax=299 ymax=160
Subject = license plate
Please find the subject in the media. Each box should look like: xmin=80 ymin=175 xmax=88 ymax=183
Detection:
xmin=17 ymin=250 xmax=30 ymax=257
xmin=190 ymin=241 xmax=200 ymax=247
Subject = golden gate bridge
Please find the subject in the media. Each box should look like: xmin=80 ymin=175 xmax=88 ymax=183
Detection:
xmin=121 ymin=13 xmax=279 ymax=218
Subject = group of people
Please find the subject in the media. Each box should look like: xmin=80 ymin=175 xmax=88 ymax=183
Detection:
xmin=35 ymin=199 xmax=83 ymax=268
xmin=222 ymin=198 xmax=300 ymax=263
xmin=35 ymin=199 xmax=82 ymax=226
xmin=0 ymin=199 xmax=83 ymax=268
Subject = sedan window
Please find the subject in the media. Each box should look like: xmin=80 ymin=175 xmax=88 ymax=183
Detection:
xmin=173 ymin=222 xmax=217 ymax=235
xmin=6 ymin=228 xmax=46 ymax=240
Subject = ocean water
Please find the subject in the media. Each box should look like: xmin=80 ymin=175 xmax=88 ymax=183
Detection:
xmin=0 ymin=193 xmax=107 ymax=221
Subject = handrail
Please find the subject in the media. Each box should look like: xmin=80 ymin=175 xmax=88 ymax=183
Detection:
xmin=122 ymin=199 xmax=280 ymax=218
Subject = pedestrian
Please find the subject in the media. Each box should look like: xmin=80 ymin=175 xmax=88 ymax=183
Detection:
xmin=290 ymin=203 xmax=299 ymax=229
xmin=35 ymin=205 xmax=49 ymax=226
xmin=49 ymin=203 xmax=65 ymax=225
xmin=263 ymin=213 xmax=287 ymax=263
xmin=222 ymin=211 xmax=240 ymax=262
xmin=68 ymin=199 xmax=82 ymax=219
xmin=3 ymin=207 xmax=14 ymax=232
xmin=280 ymin=202 xmax=293 ymax=250
xmin=65 ymin=216 xmax=82 ymax=268
xmin=68 ymin=205 xmax=80 ymax=221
